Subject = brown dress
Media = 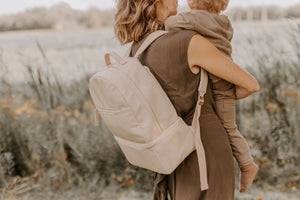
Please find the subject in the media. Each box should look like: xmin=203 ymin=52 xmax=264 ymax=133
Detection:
xmin=130 ymin=30 xmax=235 ymax=200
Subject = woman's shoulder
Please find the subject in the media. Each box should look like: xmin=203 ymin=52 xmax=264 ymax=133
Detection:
xmin=131 ymin=29 xmax=198 ymax=57
xmin=149 ymin=29 xmax=198 ymax=55
xmin=156 ymin=29 xmax=198 ymax=45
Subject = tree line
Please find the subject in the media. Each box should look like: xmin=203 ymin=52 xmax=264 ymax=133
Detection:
xmin=0 ymin=2 xmax=114 ymax=32
xmin=0 ymin=2 xmax=299 ymax=32
xmin=226 ymin=4 xmax=300 ymax=21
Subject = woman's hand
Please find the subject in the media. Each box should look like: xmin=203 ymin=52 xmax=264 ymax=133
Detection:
xmin=187 ymin=34 xmax=260 ymax=94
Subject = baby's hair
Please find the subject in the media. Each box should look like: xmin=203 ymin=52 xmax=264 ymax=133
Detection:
xmin=193 ymin=0 xmax=228 ymax=13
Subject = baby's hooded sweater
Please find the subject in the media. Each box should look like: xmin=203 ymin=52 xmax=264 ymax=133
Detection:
xmin=164 ymin=9 xmax=235 ymax=98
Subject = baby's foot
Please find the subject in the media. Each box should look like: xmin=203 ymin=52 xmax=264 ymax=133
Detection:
xmin=239 ymin=162 xmax=259 ymax=193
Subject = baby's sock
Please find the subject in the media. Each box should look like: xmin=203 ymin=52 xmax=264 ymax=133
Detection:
xmin=239 ymin=161 xmax=259 ymax=193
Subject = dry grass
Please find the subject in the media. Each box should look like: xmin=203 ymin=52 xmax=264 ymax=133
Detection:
xmin=0 ymin=21 xmax=300 ymax=199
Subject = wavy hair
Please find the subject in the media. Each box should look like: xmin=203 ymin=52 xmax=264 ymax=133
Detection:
xmin=194 ymin=0 xmax=228 ymax=13
xmin=114 ymin=0 xmax=164 ymax=45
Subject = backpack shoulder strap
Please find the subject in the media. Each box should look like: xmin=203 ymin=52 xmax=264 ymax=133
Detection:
xmin=198 ymin=68 xmax=208 ymax=104
xmin=134 ymin=30 xmax=168 ymax=58
xmin=191 ymin=67 xmax=209 ymax=191
xmin=105 ymin=30 xmax=167 ymax=66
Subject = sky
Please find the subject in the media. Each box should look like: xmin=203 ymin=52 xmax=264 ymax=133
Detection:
xmin=0 ymin=0 xmax=300 ymax=15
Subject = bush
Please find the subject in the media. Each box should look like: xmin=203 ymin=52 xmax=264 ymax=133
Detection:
xmin=236 ymin=23 xmax=300 ymax=187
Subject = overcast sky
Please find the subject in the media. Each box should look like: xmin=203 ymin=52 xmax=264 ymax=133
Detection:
xmin=0 ymin=0 xmax=300 ymax=15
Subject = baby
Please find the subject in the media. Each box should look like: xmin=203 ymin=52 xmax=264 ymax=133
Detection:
xmin=164 ymin=0 xmax=259 ymax=193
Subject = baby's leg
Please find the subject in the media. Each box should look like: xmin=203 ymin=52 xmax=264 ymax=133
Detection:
xmin=215 ymin=98 xmax=253 ymax=167
xmin=215 ymin=98 xmax=259 ymax=192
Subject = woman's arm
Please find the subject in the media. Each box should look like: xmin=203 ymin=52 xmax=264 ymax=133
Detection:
xmin=235 ymin=85 xmax=255 ymax=100
xmin=187 ymin=34 xmax=260 ymax=96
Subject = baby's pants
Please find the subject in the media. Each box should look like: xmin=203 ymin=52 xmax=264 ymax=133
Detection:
xmin=215 ymin=98 xmax=254 ymax=167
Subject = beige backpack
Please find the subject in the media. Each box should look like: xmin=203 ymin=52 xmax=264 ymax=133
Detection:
xmin=89 ymin=30 xmax=209 ymax=191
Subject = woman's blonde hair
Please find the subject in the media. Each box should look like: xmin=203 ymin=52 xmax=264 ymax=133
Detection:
xmin=114 ymin=0 xmax=164 ymax=45
xmin=194 ymin=0 xmax=228 ymax=13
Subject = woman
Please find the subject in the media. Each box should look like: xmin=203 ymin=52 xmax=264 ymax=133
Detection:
xmin=114 ymin=0 xmax=260 ymax=199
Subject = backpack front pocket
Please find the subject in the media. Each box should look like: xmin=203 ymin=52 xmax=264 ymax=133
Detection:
xmin=98 ymin=107 xmax=146 ymax=143
xmin=115 ymin=117 xmax=195 ymax=174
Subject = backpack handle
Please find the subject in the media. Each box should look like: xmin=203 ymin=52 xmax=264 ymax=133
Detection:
xmin=105 ymin=51 xmax=126 ymax=67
